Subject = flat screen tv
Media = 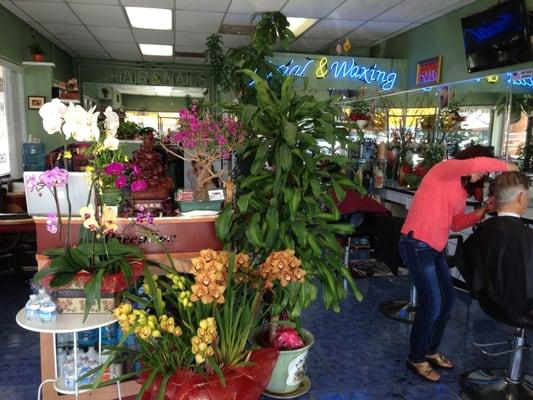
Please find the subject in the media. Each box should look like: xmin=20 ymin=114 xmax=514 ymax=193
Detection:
xmin=461 ymin=0 xmax=531 ymax=73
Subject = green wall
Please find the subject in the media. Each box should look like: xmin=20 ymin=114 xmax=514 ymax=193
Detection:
xmin=122 ymin=95 xmax=186 ymax=112
xmin=0 ymin=5 xmax=73 ymax=82
xmin=373 ymin=0 xmax=533 ymax=88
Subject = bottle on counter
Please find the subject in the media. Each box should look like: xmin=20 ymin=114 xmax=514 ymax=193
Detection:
xmin=39 ymin=298 xmax=57 ymax=323
xmin=36 ymin=288 xmax=47 ymax=303
xmin=63 ymin=355 xmax=76 ymax=389
xmin=57 ymin=348 xmax=67 ymax=378
xmin=25 ymin=294 xmax=40 ymax=321
xmin=373 ymin=166 xmax=384 ymax=189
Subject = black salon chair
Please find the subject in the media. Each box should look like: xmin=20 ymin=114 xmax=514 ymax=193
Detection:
xmin=460 ymin=291 xmax=533 ymax=400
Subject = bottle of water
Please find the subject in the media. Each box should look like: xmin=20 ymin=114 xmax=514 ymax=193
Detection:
xmin=63 ymin=356 xmax=76 ymax=390
xmin=39 ymin=300 xmax=57 ymax=323
xmin=25 ymin=295 xmax=40 ymax=321
xmin=36 ymin=288 xmax=47 ymax=304
xmin=57 ymin=348 xmax=67 ymax=378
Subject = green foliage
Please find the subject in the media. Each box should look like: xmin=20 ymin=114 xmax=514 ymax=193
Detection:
xmin=205 ymin=34 xmax=233 ymax=94
xmin=116 ymin=121 xmax=140 ymax=140
xmin=216 ymin=71 xmax=362 ymax=319
xmin=34 ymin=237 xmax=142 ymax=319
xmin=351 ymin=98 xmax=370 ymax=115
xmin=251 ymin=12 xmax=294 ymax=54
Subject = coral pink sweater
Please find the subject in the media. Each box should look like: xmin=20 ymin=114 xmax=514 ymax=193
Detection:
xmin=401 ymin=157 xmax=508 ymax=251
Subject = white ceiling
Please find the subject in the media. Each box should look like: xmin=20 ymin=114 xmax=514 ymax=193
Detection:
xmin=0 ymin=0 xmax=476 ymax=63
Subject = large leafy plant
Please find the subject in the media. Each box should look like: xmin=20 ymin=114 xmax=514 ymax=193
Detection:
xmin=216 ymin=71 xmax=362 ymax=320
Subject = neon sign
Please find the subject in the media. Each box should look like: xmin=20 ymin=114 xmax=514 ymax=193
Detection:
xmin=464 ymin=14 xmax=514 ymax=43
xmin=275 ymin=57 xmax=398 ymax=91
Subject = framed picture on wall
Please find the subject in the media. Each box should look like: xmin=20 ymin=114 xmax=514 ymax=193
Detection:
xmin=28 ymin=96 xmax=45 ymax=109
xmin=415 ymin=56 xmax=442 ymax=87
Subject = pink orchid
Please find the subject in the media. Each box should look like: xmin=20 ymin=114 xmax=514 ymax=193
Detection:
xmin=273 ymin=326 xmax=305 ymax=350
xmin=131 ymin=179 xmax=147 ymax=192
xmin=104 ymin=162 xmax=125 ymax=176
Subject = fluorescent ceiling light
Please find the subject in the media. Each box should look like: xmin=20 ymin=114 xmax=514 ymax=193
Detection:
xmin=139 ymin=44 xmax=173 ymax=56
xmin=287 ymin=17 xmax=318 ymax=37
xmin=125 ymin=7 xmax=172 ymax=30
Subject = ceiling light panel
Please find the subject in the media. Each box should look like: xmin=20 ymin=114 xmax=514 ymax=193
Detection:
xmin=126 ymin=7 xmax=172 ymax=30
xmin=139 ymin=44 xmax=173 ymax=56
xmin=287 ymin=17 xmax=318 ymax=37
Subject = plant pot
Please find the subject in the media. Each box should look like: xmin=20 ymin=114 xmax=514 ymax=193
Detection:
xmin=251 ymin=326 xmax=314 ymax=396
xmin=59 ymin=91 xmax=80 ymax=100
xmin=42 ymin=260 xmax=144 ymax=313
xmin=101 ymin=188 xmax=123 ymax=207
xmin=356 ymin=119 xmax=368 ymax=129
xmin=139 ymin=347 xmax=278 ymax=400
xmin=32 ymin=53 xmax=44 ymax=62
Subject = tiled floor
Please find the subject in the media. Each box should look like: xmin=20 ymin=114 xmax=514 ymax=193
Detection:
xmin=1 ymin=272 xmax=527 ymax=400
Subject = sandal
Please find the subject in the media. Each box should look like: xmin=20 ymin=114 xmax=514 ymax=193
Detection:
xmin=406 ymin=360 xmax=441 ymax=382
xmin=426 ymin=352 xmax=454 ymax=369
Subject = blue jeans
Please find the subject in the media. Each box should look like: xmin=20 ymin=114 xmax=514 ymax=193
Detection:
xmin=398 ymin=234 xmax=455 ymax=363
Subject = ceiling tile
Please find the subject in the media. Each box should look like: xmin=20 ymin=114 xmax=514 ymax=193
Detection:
xmin=290 ymin=38 xmax=332 ymax=52
xmin=174 ymin=56 xmax=206 ymax=64
xmin=329 ymin=0 xmax=404 ymax=20
xmin=0 ymin=1 xmax=33 ymax=22
xmin=60 ymin=38 xmax=105 ymax=52
xmin=281 ymin=0 xmax=345 ymax=18
xmin=175 ymin=0 xmax=230 ymax=12
xmin=175 ymin=11 xmax=224 ymax=33
xmin=220 ymin=34 xmax=250 ymax=48
xmin=69 ymin=4 xmax=128 ymax=27
xmin=81 ymin=50 xmax=111 ymax=59
xmin=222 ymin=13 xmax=256 ymax=25
xmin=142 ymin=55 xmax=174 ymax=62
xmin=66 ymin=0 xmax=119 ymax=4
xmin=10 ymin=0 xmax=62 ymax=2
xmin=101 ymin=41 xmax=139 ymax=54
xmin=133 ymin=29 xmax=174 ymax=45
xmin=350 ymin=21 xmax=411 ymax=41
xmin=418 ymin=0 xmax=476 ymax=23
xmin=41 ymin=23 xmax=93 ymax=40
xmin=228 ymin=0 xmax=286 ymax=13
xmin=87 ymin=26 xmax=135 ymax=43
xmin=375 ymin=0 xmax=463 ymax=22
xmin=112 ymin=53 xmax=143 ymax=61
xmin=303 ymin=19 xmax=365 ymax=40
xmin=174 ymin=44 xmax=206 ymax=53
xmin=122 ymin=0 xmax=173 ymax=7
xmin=174 ymin=31 xmax=210 ymax=47
xmin=15 ymin=2 xmax=79 ymax=24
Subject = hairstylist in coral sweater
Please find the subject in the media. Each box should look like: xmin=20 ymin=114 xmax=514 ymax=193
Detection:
xmin=399 ymin=147 xmax=518 ymax=382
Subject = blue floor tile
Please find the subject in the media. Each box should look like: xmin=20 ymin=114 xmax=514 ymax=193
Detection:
xmin=1 ymin=272 xmax=530 ymax=400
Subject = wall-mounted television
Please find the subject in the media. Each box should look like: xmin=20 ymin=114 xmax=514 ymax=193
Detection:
xmin=461 ymin=0 xmax=531 ymax=73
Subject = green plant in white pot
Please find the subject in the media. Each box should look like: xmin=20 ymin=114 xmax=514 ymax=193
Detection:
xmin=215 ymin=70 xmax=362 ymax=396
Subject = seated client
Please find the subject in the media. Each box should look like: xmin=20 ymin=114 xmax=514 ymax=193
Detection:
xmin=461 ymin=171 xmax=533 ymax=315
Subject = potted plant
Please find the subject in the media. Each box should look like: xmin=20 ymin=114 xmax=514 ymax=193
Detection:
xmin=59 ymin=78 xmax=80 ymax=100
xmin=31 ymin=99 xmax=145 ymax=318
xmin=116 ymin=121 xmax=140 ymax=140
xmin=29 ymin=43 xmax=44 ymax=62
xmin=88 ymin=249 xmax=307 ymax=399
xmin=349 ymin=98 xmax=372 ymax=128
xmin=215 ymin=70 xmax=362 ymax=396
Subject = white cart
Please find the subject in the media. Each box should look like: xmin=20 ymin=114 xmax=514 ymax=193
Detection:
xmin=16 ymin=310 xmax=122 ymax=400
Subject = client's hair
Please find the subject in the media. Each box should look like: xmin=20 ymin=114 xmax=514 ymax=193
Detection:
xmin=493 ymin=171 xmax=530 ymax=205
xmin=455 ymin=145 xmax=494 ymax=196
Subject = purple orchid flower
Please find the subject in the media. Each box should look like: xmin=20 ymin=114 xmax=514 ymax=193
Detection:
xmin=131 ymin=179 xmax=147 ymax=192
xmin=39 ymin=168 xmax=69 ymax=189
xmin=114 ymin=175 xmax=127 ymax=188
xmin=46 ymin=212 xmax=59 ymax=234
xmin=104 ymin=162 xmax=125 ymax=176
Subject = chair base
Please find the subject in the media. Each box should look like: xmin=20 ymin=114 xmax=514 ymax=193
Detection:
xmin=378 ymin=300 xmax=416 ymax=324
xmin=460 ymin=368 xmax=533 ymax=400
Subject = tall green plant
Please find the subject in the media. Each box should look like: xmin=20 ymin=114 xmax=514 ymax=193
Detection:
xmin=216 ymin=71 xmax=362 ymax=319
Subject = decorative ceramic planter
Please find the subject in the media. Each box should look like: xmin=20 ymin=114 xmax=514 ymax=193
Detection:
xmin=251 ymin=326 xmax=314 ymax=396
xmin=101 ymin=188 xmax=123 ymax=207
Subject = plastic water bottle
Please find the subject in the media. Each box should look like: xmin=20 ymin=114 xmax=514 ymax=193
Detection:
xmin=39 ymin=300 xmax=57 ymax=323
xmin=63 ymin=356 xmax=76 ymax=389
xmin=36 ymin=288 xmax=48 ymax=304
xmin=25 ymin=295 xmax=40 ymax=321
xmin=57 ymin=349 xmax=67 ymax=378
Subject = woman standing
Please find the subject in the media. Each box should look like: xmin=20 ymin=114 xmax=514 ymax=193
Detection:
xmin=399 ymin=147 xmax=518 ymax=381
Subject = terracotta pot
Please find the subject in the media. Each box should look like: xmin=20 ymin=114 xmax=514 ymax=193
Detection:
xmin=32 ymin=53 xmax=44 ymax=62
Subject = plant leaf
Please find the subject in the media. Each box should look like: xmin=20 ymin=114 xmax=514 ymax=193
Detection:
xmin=49 ymin=271 xmax=76 ymax=288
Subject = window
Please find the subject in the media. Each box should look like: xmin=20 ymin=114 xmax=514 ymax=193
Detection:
xmin=0 ymin=67 xmax=10 ymax=176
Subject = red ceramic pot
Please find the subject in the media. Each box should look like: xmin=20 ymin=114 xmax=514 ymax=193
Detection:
xmin=32 ymin=53 xmax=44 ymax=62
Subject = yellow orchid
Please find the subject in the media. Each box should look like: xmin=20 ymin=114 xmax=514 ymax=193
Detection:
xmin=63 ymin=151 xmax=72 ymax=159
xmin=83 ymin=216 xmax=99 ymax=231
xmin=79 ymin=204 xmax=95 ymax=220
xmin=101 ymin=206 xmax=118 ymax=235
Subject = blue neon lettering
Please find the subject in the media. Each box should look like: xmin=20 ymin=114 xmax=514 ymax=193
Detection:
xmin=251 ymin=57 xmax=399 ymax=91
xmin=465 ymin=14 xmax=514 ymax=43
